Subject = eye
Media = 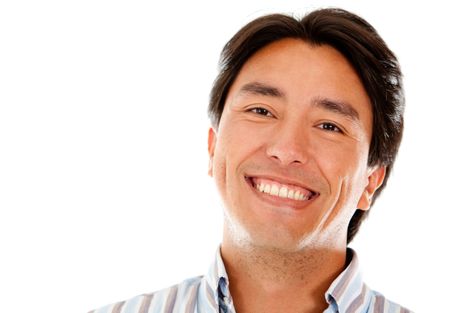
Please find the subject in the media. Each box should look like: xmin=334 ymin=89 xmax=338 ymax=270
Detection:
xmin=318 ymin=122 xmax=343 ymax=133
xmin=248 ymin=107 xmax=274 ymax=117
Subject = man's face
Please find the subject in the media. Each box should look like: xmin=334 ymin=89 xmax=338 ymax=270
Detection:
xmin=208 ymin=38 xmax=385 ymax=252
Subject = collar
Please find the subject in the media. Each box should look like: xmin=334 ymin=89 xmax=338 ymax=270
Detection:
xmin=325 ymin=248 xmax=370 ymax=312
xmin=205 ymin=247 xmax=233 ymax=309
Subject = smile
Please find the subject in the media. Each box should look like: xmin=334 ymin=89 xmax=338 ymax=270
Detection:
xmin=247 ymin=176 xmax=318 ymax=202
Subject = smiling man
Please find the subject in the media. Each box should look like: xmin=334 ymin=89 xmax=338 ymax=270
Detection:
xmin=91 ymin=8 xmax=411 ymax=313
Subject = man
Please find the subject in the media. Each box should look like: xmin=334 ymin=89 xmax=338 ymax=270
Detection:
xmin=91 ymin=8 xmax=411 ymax=313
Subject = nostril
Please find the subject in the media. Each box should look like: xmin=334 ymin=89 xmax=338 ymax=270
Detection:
xmin=267 ymin=150 xmax=307 ymax=166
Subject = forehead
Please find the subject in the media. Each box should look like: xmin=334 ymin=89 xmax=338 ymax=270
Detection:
xmin=232 ymin=38 xmax=368 ymax=101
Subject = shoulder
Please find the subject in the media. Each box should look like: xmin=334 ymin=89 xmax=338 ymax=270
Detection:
xmin=88 ymin=275 xmax=205 ymax=313
xmin=367 ymin=290 xmax=414 ymax=313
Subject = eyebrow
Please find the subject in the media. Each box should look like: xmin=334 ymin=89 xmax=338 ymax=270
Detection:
xmin=312 ymin=97 xmax=360 ymax=122
xmin=239 ymin=82 xmax=286 ymax=98
xmin=238 ymin=82 xmax=361 ymax=122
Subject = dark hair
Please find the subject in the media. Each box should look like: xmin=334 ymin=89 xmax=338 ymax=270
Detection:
xmin=207 ymin=8 xmax=404 ymax=243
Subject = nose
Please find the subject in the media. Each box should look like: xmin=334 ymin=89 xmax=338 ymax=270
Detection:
xmin=265 ymin=121 xmax=309 ymax=166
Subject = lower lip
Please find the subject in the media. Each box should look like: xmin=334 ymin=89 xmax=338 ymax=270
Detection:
xmin=245 ymin=177 xmax=317 ymax=211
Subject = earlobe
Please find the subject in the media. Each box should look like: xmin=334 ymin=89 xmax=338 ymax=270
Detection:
xmin=208 ymin=127 xmax=217 ymax=177
xmin=357 ymin=166 xmax=386 ymax=211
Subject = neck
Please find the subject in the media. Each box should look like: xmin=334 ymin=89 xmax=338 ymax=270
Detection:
xmin=220 ymin=239 xmax=347 ymax=313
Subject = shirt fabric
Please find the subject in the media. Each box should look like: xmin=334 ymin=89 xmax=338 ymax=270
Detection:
xmin=90 ymin=247 xmax=412 ymax=313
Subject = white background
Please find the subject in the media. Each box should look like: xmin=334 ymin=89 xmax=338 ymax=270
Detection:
xmin=1 ymin=1 xmax=448 ymax=312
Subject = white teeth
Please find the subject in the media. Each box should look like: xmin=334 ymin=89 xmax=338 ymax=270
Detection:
xmin=270 ymin=185 xmax=279 ymax=196
xmin=255 ymin=181 xmax=310 ymax=201
xmin=287 ymin=189 xmax=295 ymax=199
xmin=258 ymin=183 xmax=265 ymax=192
xmin=279 ymin=186 xmax=288 ymax=198
xmin=294 ymin=190 xmax=308 ymax=201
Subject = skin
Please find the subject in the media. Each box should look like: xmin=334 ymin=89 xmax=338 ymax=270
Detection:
xmin=207 ymin=38 xmax=386 ymax=313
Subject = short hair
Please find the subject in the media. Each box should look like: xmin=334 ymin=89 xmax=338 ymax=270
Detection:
xmin=207 ymin=8 xmax=405 ymax=243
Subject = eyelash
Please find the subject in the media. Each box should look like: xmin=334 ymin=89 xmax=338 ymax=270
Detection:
xmin=248 ymin=107 xmax=274 ymax=117
xmin=318 ymin=122 xmax=343 ymax=133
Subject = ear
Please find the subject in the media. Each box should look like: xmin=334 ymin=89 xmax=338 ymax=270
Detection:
xmin=208 ymin=127 xmax=217 ymax=177
xmin=357 ymin=166 xmax=386 ymax=211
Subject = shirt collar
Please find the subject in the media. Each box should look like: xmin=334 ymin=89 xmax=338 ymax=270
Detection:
xmin=325 ymin=248 xmax=369 ymax=312
xmin=205 ymin=246 xmax=232 ymax=307
xmin=206 ymin=246 xmax=368 ymax=312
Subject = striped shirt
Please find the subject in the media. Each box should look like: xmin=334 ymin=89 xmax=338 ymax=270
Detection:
xmin=90 ymin=248 xmax=412 ymax=313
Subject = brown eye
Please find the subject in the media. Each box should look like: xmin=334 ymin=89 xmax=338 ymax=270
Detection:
xmin=250 ymin=107 xmax=273 ymax=117
xmin=318 ymin=122 xmax=342 ymax=133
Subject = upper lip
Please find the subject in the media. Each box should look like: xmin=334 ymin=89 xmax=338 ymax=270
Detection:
xmin=245 ymin=174 xmax=319 ymax=196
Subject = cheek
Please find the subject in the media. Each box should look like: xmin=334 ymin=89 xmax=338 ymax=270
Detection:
xmin=211 ymin=127 xmax=241 ymax=197
xmin=312 ymin=141 xmax=351 ymax=177
xmin=215 ymin=121 xmax=263 ymax=169
xmin=312 ymin=140 xmax=368 ymax=196
xmin=212 ymin=141 xmax=227 ymax=192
